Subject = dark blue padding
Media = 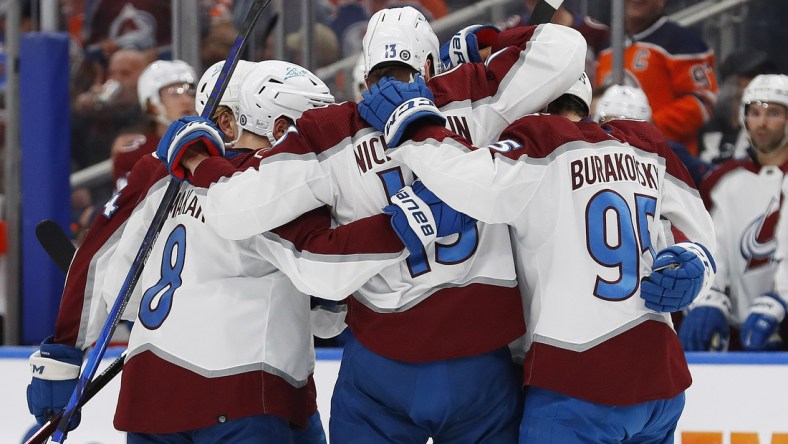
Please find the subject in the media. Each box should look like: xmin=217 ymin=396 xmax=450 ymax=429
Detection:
xmin=20 ymin=32 xmax=72 ymax=345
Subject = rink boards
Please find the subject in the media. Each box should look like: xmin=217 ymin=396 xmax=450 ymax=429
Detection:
xmin=1 ymin=348 xmax=787 ymax=444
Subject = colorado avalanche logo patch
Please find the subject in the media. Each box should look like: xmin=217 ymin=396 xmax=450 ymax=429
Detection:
xmin=740 ymin=198 xmax=780 ymax=270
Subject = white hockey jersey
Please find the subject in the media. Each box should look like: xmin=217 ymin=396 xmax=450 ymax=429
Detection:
xmin=699 ymin=155 xmax=786 ymax=325
xmin=191 ymin=24 xmax=586 ymax=362
xmin=59 ymin=151 xmax=406 ymax=433
xmin=97 ymin=156 xmax=316 ymax=432
xmin=389 ymin=116 xmax=716 ymax=406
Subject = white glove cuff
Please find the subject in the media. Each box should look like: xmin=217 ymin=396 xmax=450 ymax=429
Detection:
xmin=675 ymin=242 xmax=715 ymax=297
xmin=750 ymin=295 xmax=787 ymax=323
xmin=390 ymin=185 xmax=438 ymax=247
xmin=384 ymin=98 xmax=442 ymax=146
xmin=29 ymin=351 xmax=80 ymax=381
xmin=688 ymin=288 xmax=731 ymax=320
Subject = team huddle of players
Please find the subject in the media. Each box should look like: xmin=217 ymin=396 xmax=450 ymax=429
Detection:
xmin=26 ymin=6 xmax=743 ymax=444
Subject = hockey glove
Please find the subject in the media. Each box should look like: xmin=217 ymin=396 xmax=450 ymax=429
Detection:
xmin=678 ymin=289 xmax=731 ymax=351
xmin=740 ymin=292 xmax=786 ymax=351
xmin=27 ymin=336 xmax=83 ymax=430
xmin=384 ymin=180 xmax=476 ymax=256
xmin=439 ymin=24 xmax=501 ymax=69
xmin=359 ymin=75 xmax=446 ymax=148
xmin=640 ymin=242 xmax=716 ymax=312
xmin=157 ymin=116 xmax=225 ymax=181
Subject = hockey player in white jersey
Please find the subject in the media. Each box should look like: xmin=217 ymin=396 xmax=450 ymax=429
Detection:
xmin=357 ymin=73 xmax=717 ymax=442
xmin=683 ymin=74 xmax=788 ymax=351
xmin=26 ymin=61 xmax=357 ymax=442
xmin=156 ymin=6 xmax=586 ymax=443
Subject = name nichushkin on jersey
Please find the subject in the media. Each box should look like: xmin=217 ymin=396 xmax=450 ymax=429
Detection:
xmin=570 ymin=152 xmax=659 ymax=191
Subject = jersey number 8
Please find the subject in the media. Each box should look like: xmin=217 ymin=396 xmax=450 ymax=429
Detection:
xmin=139 ymin=225 xmax=187 ymax=329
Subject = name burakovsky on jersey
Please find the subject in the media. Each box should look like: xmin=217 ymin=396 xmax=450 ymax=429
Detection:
xmin=570 ymin=151 xmax=660 ymax=191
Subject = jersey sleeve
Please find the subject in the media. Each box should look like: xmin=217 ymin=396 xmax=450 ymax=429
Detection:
xmin=431 ymin=23 xmax=587 ymax=145
xmin=95 ymin=184 xmax=159 ymax=323
xmin=201 ymin=131 xmax=334 ymax=241
xmin=388 ymin=121 xmax=547 ymax=225
xmin=53 ymin=155 xmax=160 ymax=349
xmin=253 ymin=208 xmax=407 ymax=300
xmin=610 ymin=120 xmax=717 ymax=253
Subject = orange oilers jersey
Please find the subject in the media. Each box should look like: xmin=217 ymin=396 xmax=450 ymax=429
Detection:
xmin=596 ymin=16 xmax=718 ymax=154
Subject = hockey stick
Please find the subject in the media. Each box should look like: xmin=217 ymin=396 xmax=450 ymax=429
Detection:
xmin=35 ymin=220 xmax=76 ymax=274
xmin=51 ymin=1 xmax=272 ymax=441
xmin=528 ymin=0 xmax=565 ymax=25
xmin=24 ymin=353 xmax=126 ymax=444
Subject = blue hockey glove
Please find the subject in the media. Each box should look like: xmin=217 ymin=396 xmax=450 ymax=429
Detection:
xmin=678 ymin=289 xmax=731 ymax=351
xmin=640 ymin=242 xmax=716 ymax=312
xmin=740 ymin=292 xmax=786 ymax=351
xmin=383 ymin=180 xmax=476 ymax=256
xmin=439 ymin=24 xmax=501 ymax=69
xmin=27 ymin=336 xmax=83 ymax=430
xmin=157 ymin=116 xmax=225 ymax=181
xmin=359 ymin=76 xmax=446 ymax=148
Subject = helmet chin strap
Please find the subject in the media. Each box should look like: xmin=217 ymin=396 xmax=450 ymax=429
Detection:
xmin=264 ymin=130 xmax=278 ymax=146
xmin=225 ymin=126 xmax=243 ymax=148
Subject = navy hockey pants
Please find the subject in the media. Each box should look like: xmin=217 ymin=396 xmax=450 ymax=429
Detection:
xmin=519 ymin=386 xmax=685 ymax=444
xmin=329 ymin=336 xmax=523 ymax=443
xmin=126 ymin=413 xmax=293 ymax=443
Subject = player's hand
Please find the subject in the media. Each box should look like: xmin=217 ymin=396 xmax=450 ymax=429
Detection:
xmin=439 ymin=24 xmax=500 ymax=69
xmin=640 ymin=242 xmax=716 ymax=312
xmin=157 ymin=116 xmax=225 ymax=181
xmin=384 ymin=180 xmax=476 ymax=256
xmin=358 ymin=76 xmax=446 ymax=148
xmin=740 ymin=292 xmax=786 ymax=351
xmin=678 ymin=289 xmax=730 ymax=351
xmin=27 ymin=336 xmax=83 ymax=430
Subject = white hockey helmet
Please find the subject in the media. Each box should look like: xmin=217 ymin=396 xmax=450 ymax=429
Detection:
xmin=195 ymin=60 xmax=255 ymax=118
xmin=237 ymin=60 xmax=335 ymax=143
xmin=739 ymin=74 xmax=788 ymax=144
xmin=594 ymin=85 xmax=652 ymax=122
xmin=564 ymin=72 xmax=592 ymax=116
xmin=137 ymin=60 xmax=196 ymax=119
xmin=362 ymin=6 xmax=442 ymax=79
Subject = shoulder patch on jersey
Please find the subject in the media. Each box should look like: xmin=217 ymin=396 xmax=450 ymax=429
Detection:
xmin=103 ymin=192 xmax=121 ymax=218
xmin=487 ymin=139 xmax=523 ymax=153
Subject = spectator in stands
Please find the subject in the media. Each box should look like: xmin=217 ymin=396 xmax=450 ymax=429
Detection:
xmin=680 ymin=74 xmax=788 ymax=352
xmin=330 ymin=0 xmax=369 ymax=58
xmin=71 ymin=48 xmax=151 ymax=170
xmin=232 ymin=0 xmax=333 ymax=47
xmin=111 ymin=59 xmax=196 ymax=191
xmin=285 ymin=23 xmax=340 ymax=70
xmin=595 ymin=0 xmax=718 ymax=156
xmin=503 ymin=0 xmax=610 ymax=84
xmin=366 ymin=0 xmax=447 ymax=20
xmin=200 ymin=12 xmax=238 ymax=69
xmin=698 ymin=49 xmax=779 ymax=165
